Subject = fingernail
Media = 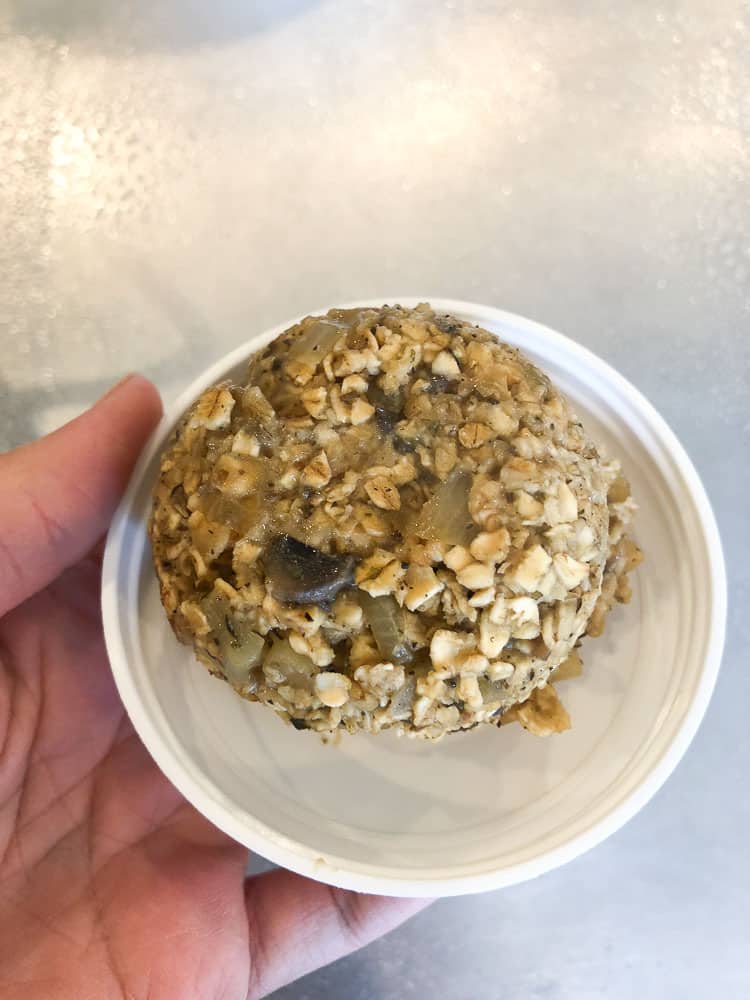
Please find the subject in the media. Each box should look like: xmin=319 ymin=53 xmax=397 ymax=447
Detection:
xmin=99 ymin=373 xmax=137 ymax=403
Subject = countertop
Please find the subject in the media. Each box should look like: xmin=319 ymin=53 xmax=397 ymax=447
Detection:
xmin=1 ymin=2 xmax=748 ymax=997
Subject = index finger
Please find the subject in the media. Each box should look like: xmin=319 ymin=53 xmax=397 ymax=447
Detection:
xmin=0 ymin=375 xmax=162 ymax=617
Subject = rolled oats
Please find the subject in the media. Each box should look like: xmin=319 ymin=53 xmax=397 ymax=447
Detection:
xmin=315 ymin=671 xmax=351 ymax=708
xmin=364 ymin=476 xmax=400 ymax=511
xmin=505 ymin=544 xmax=553 ymax=593
xmin=350 ymin=398 xmax=376 ymax=425
xmin=506 ymin=597 xmax=541 ymax=639
xmin=478 ymin=611 xmax=511 ymax=659
xmin=459 ymin=422 xmax=494 ymax=449
xmin=469 ymin=528 xmax=511 ymax=564
xmin=403 ymin=565 xmax=444 ymax=611
xmin=432 ymin=350 xmax=461 ymax=378
xmin=456 ymin=561 xmax=496 ymax=591
xmin=150 ymin=303 xmax=641 ymax=740
xmin=301 ymin=451 xmax=332 ymax=489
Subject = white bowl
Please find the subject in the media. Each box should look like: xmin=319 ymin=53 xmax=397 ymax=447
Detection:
xmin=102 ymin=299 xmax=726 ymax=897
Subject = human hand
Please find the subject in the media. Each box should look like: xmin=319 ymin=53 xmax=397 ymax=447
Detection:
xmin=0 ymin=376 xmax=430 ymax=999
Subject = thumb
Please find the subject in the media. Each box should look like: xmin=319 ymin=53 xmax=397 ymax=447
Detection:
xmin=245 ymin=869 xmax=433 ymax=997
xmin=0 ymin=374 xmax=162 ymax=617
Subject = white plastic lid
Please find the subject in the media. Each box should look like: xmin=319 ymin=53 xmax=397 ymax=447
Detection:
xmin=102 ymin=300 xmax=726 ymax=896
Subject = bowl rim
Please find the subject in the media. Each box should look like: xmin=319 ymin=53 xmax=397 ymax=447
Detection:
xmin=102 ymin=298 xmax=727 ymax=897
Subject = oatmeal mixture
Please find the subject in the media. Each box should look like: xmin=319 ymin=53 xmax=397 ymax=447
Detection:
xmin=149 ymin=304 xmax=642 ymax=739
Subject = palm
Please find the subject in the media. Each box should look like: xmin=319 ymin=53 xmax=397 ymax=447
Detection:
xmin=0 ymin=550 xmax=252 ymax=999
xmin=0 ymin=377 xmax=428 ymax=999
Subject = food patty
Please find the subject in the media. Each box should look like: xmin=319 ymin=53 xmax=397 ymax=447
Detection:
xmin=149 ymin=304 xmax=641 ymax=739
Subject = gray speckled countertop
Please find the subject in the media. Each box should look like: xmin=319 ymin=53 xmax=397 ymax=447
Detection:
xmin=2 ymin=2 xmax=748 ymax=997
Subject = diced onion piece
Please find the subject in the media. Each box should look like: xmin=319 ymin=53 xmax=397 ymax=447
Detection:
xmin=478 ymin=676 xmax=507 ymax=706
xmin=359 ymin=593 xmax=413 ymax=664
xmin=388 ymin=675 xmax=416 ymax=720
xmin=287 ymin=321 xmax=347 ymax=365
xmin=414 ymin=470 xmax=474 ymax=547
xmin=221 ymin=632 xmax=265 ymax=686
xmin=262 ymin=638 xmax=317 ymax=691
xmin=201 ymin=489 xmax=259 ymax=535
xmin=240 ymin=385 xmax=276 ymax=424
xmin=200 ymin=589 xmax=230 ymax=632
xmin=200 ymin=590 xmax=265 ymax=685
